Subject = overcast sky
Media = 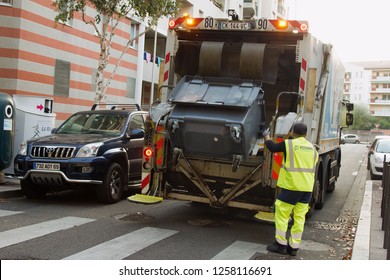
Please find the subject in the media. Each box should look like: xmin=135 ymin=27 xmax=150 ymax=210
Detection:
xmin=291 ymin=0 xmax=390 ymax=63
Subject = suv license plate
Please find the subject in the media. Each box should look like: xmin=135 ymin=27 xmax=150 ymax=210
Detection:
xmin=34 ymin=163 xmax=60 ymax=170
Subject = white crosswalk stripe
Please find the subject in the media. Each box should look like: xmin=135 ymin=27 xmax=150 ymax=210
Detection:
xmin=212 ymin=240 xmax=267 ymax=260
xmin=0 ymin=212 xmax=266 ymax=260
xmin=63 ymin=226 xmax=178 ymax=260
xmin=0 ymin=216 xmax=95 ymax=249
xmin=0 ymin=209 xmax=24 ymax=217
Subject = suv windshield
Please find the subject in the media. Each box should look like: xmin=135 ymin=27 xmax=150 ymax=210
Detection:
xmin=56 ymin=112 xmax=128 ymax=136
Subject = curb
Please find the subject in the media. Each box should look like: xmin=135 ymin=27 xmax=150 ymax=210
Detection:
xmin=351 ymin=180 xmax=372 ymax=260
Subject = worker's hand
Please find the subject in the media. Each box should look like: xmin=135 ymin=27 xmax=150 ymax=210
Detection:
xmin=262 ymin=128 xmax=270 ymax=138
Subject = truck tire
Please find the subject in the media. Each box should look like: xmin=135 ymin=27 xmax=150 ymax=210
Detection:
xmin=315 ymin=166 xmax=326 ymax=210
xmin=306 ymin=176 xmax=320 ymax=219
xmin=20 ymin=178 xmax=47 ymax=199
xmin=96 ymin=163 xmax=124 ymax=204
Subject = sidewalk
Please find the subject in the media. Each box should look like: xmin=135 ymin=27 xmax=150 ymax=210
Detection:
xmin=352 ymin=180 xmax=387 ymax=260
xmin=0 ymin=176 xmax=22 ymax=199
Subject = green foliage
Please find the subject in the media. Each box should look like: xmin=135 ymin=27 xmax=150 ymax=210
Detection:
xmin=349 ymin=104 xmax=373 ymax=130
xmin=349 ymin=104 xmax=390 ymax=130
xmin=53 ymin=0 xmax=181 ymax=26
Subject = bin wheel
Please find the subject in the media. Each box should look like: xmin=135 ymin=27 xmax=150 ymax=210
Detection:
xmin=232 ymin=158 xmax=239 ymax=172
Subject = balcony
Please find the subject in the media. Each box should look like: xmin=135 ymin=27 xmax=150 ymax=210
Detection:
xmin=370 ymin=98 xmax=390 ymax=105
xmin=142 ymin=52 xmax=162 ymax=84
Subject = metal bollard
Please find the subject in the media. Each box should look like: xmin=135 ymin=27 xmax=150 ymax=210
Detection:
xmin=382 ymin=160 xmax=390 ymax=255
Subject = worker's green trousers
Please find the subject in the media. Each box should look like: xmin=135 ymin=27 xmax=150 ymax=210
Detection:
xmin=274 ymin=199 xmax=309 ymax=249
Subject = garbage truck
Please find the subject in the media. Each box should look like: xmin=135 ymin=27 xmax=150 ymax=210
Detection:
xmin=129 ymin=15 xmax=354 ymax=219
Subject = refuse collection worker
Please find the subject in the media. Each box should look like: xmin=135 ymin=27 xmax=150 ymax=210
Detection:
xmin=262 ymin=122 xmax=318 ymax=256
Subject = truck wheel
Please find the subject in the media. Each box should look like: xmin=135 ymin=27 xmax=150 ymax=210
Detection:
xmin=306 ymin=176 xmax=320 ymax=219
xmin=20 ymin=179 xmax=47 ymax=199
xmin=316 ymin=171 xmax=327 ymax=210
xmin=96 ymin=163 xmax=124 ymax=204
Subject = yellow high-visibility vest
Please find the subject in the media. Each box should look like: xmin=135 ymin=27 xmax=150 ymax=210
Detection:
xmin=277 ymin=137 xmax=319 ymax=192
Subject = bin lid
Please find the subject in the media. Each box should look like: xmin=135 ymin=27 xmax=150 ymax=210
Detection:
xmin=168 ymin=76 xmax=262 ymax=108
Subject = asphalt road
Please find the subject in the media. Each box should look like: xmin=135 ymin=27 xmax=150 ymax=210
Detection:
xmin=0 ymin=144 xmax=368 ymax=260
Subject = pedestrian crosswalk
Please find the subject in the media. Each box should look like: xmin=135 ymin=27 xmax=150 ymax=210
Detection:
xmin=0 ymin=209 xmax=267 ymax=260
xmin=0 ymin=216 xmax=95 ymax=249
xmin=0 ymin=209 xmax=24 ymax=217
xmin=63 ymin=227 xmax=178 ymax=260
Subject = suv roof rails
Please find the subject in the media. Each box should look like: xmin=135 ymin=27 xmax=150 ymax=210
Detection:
xmin=91 ymin=103 xmax=141 ymax=111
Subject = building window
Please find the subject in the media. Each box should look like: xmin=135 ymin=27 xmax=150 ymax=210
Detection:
xmin=126 ymin=77 xmax=136 ymax=99
xmin=58 ymin=0 xmax=74 ymax=26
xmin=0 ymin=0 xmax=13 ymax=5
xmin=54 ymin=59 xmax=70 ymax=97
xmin=91 ymin=69 xmax=97 ymax=93
xmin=130 ymin=23 xmax=137 ymax=49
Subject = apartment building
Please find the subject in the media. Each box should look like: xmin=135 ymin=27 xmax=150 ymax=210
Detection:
xmin=345 ymin=61 xmax=390 ymax=118
xmin=343 ymin=63 xmax=370 ymax=109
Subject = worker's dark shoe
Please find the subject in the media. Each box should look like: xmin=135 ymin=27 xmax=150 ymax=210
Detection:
xmin=266 ymin=241 xmax=287 ymax=255
xmin=287 ymin=245 xmax=298 ymax=256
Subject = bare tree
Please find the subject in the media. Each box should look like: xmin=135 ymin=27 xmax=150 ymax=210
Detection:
xmin=53 ymin=0 xmax=181 ymax=103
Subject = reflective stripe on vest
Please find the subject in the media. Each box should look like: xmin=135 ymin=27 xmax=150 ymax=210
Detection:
xmin=282 ymin=139 xmax=317 ymax=173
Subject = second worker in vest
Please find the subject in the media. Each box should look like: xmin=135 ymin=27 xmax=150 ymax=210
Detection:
xmin=263 ymin=122 xmax=319 ymax=256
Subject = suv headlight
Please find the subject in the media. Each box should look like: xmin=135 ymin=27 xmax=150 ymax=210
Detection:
xmin=374 ymin=155 xmax=383 ymax=165
xmin=76 ymin=142 xmax=103 ymax=157
xmin=18 ymin=142 xmax=27 ymax=155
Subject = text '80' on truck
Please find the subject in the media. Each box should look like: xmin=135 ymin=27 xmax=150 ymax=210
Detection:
xmin=14 ymin=104 xmax=147 ymax=203
xmin=134 ymin=15 xmax=353 ymax=219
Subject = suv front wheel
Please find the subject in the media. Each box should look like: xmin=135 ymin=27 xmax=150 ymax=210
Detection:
xmin=96 ymin=163 xmax=124 ymax=204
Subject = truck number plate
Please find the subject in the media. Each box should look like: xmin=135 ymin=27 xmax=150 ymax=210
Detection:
xmin=217 ymin=21 xmax=253 ymax=30
xmin=34 ymin=163 xmax=60 ymax=170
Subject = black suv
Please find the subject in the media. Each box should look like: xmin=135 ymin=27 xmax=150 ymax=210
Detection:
xmin=14 ymin=104 xmax=147 ymax=203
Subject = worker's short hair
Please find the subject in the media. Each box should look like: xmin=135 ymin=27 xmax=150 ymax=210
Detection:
xmin=293 ymin=122 xmax=307 ymax=136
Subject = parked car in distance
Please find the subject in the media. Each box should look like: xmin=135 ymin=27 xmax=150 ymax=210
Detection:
xmin=367 ymin=135 xmax=390 ymax=170
xmin=369 ymin=138 xmax=390 ymax=180
xmin=14 ymin=104 xmax=147 ymax=204
xmin=341 ymin=134 xmax=360 ymax=144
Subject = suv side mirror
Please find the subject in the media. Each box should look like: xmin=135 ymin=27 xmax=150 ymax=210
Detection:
xmin=129 ymin=128 xmax=144 ymax=139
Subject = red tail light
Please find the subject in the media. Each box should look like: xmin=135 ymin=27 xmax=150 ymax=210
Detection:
xmin=144 ymin=147 xmax=153 ymax=158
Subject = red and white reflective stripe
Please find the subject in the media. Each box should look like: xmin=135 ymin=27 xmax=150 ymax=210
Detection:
xmin=141 ymin=173 xmax=150 ymax=193
xmin=163 ymin=52 xmax=170 ymax=86
xmin=271 ymin=138 xmax=284 ymax=180
xmin=299 ymin=58 xmax=307 ymax=92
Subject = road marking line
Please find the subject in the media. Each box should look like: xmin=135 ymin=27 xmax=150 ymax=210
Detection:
xmin=212 ymin=240 xmax=267 ymax=260
xmin=0 ymin=209 xmax=24 ymax=217
xmin=0 ymin=216 xmax=95 ymax=249
xmin=63 ymin=227 xmax=178 ymax=260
